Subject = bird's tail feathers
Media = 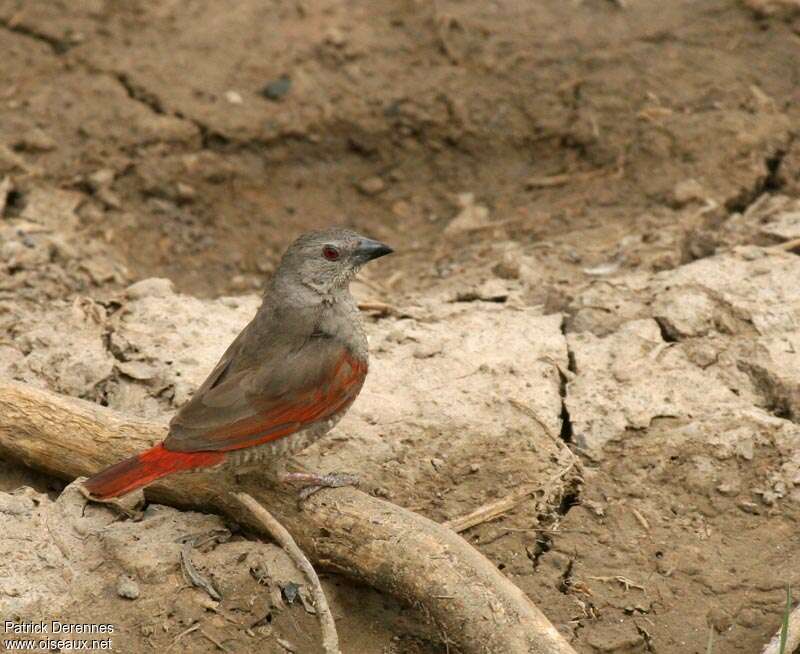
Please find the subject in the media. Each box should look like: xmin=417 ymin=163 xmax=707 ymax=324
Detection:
xmin=83 ymin=444 xmax=224 ymax=499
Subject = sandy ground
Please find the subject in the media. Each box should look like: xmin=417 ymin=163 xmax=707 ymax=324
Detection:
xmin=2 ymin=1 xmax=800 ymax=652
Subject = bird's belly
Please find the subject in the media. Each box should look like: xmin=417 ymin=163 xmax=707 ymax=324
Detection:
xmin=224 ymin=412 xmax=345 ymax=468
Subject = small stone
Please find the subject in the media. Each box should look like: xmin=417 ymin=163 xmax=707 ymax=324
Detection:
xmin=0 ymin=240 xmax=23 ymax=261
xmin=716 ymin=482 xmax=740 ymax=496
xmin=176 ymin=182 xmax=196 ymax=202
xmin=476 ymin=278 xmax=509 ymax=301
xmin=87 ymin=168 xmax=115 ymax=191
xmin=14 ymin=128 xmax=57 ymax=153
xmin=126 ymin=278 xmax=175 ymax=299
xmin=356 ymin=176 xmax=386 ymax=196
xmin=117 ymin=361 xmax=159 ymax=381
xmin=737 ymin=245 xmax=764 ymax=261
xmin=492 ymin=252 xmax=521 ymax=280
xmin=444 ymin=192 xmax=490 ymax=234
xmin=392 ymin=200 xmax=412 ymax=218
xmin=230 ymin=274 xmax=251 ymax=291
xmin=707 ymin=606 xmax=732 ymax=632
xmin=224 ymin=90 xmax=243 ymax=105
xmin=736 ymin=607 xmax=761 ymax=628
xmin=116 ymin=574 xmax=140 ymax=600
xmin=281 ymin=582 xmax=300 ymax=604
xmin=761 ymin=211 xmax=800 ymax=241
xmin=413 ymin=343 xmax=442 ymax=359
xmin=673 ymin=178 xmax=706 ymax=206
xmin=260 ymin=76 xmax=292 ymax=102
xmin=431 ymin=457 xmax=445 ymax=471
xmin=737 ymin=499 xmax=760 ymax=514
xmin=469 ymin=463 xmax=481 ymax=473
xmin=681 ymin=230 xmax=717 ymax=262
xmin=97 ymin=188 xmax=122 ymax=209
xmin=181 ymin=152 xmax=235 ymax=184
xmin=324 ymin=27 xmax=347 ymax=47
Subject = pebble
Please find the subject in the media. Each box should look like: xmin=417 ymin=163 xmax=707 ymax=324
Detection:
xmin=707 ymin=606 xmax=732 ymax=632
xmin=413 ymin=343 xmax=442 ymax=359
xmin=444 ymin=192 xmax=490 ymax=234
xmin=737 ymin=499 xmax=760 ymax=514
xmin=357 ymin=176 xmax=386 ymax=196
xmin=224 ymin=90 xmax=244 ymax=105
xmin=736 ymin=607 xmax=761 ymax=628
xmin=116 ymin=574 xmax=140 ymax=600
xmin=324 ymin=27 xmax=347 ymax=47
xmin=117 ymin=360 xmax=158 ymax=381
xmin=87 ymin=168 xmax=115 ymax=191
xmin=391 ymin=200 xmax=412 ymax=219
xmin=126 ymin=278 xmax=175 ymax=300
xmin=261 ymin=76 xmax=292 ymax=101
xmin=672 ymin=178 xmax=706 ymax=206
xmin=492 ymin=251 xmax=521 ymax=280
xmin=14 ymin=128 xmax=57 ymax=153
xmin=97 ymin=188 xmax=122 ymax=210
xmin=715 ymin=482 xmax=740 ymax=496
xmin=176 ymin=182 xmax=196 ymax=202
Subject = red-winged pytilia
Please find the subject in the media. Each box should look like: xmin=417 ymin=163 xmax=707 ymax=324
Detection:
xmin=83 ymin=228 xmax=392 ymax=499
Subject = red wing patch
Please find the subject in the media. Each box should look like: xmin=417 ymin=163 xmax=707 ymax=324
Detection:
xmin=182 ymin=350 xmax=368 ymax=452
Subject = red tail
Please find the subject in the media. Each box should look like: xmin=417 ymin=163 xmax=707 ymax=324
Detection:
xmin=83 ymin=444 xmax=225 ymax=499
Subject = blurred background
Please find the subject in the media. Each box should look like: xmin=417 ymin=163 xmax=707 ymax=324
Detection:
xmin=1 ymin=0 xmax=797 ymax=300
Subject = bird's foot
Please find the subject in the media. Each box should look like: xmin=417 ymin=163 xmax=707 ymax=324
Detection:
xmin=279 ymin=471 xmax=360 ymax=500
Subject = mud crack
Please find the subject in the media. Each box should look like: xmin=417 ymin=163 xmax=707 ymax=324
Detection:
xmin=558 ymin=317 xmax=577 ymax=444
xmin=113 ymin=72 xmax=166 ymax=115
xmin=0 ymin=19 xmax=71 ymax=54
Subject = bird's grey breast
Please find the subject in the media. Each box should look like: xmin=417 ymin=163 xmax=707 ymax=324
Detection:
xmin=315 ymin=295 xmax=368 ymax=360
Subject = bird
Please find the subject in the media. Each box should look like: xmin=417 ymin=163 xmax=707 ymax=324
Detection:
xmin=83 ymin=228 xmax=393 ymax=499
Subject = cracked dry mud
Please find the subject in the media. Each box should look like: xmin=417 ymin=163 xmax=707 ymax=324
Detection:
xmin=2 ymin=1 xmax=800 ymax=652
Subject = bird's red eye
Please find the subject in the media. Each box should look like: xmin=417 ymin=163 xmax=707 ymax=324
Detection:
xmin=322 ymin=245 xmax=340 ymax=261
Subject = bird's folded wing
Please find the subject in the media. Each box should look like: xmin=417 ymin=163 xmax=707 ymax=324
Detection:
xmin=164 ymin=339 xmax=367 ymax=453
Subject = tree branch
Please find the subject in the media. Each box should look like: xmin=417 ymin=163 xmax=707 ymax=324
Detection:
xmin=0 ymin=380 xmax=576 ymax=654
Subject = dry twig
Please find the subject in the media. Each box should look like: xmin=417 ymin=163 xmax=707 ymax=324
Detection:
xmin=587 ymin=575 xmax=645 ymax=591
xmin=444 ymin=460 xmax=578 ymax=533
xmin=180 ymin=540 xmax=222 ymax=601
xmin=444 ymin=483 xmax=542 ymax=532
xmin=357 ymin=301 xmax=398 ymax=316
xmin=234 ymin=492 xmax=340 ymax=654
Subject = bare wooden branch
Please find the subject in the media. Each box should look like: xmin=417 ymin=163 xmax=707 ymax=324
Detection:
xmin=234 ymin=492 xmax=340 ymax=654
xmin=0 ymin=380 xmax=577 ymax=654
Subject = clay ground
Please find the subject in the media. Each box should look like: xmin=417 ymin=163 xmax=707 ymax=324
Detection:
xmin=2 ymin=0 xmax=800 ymax=652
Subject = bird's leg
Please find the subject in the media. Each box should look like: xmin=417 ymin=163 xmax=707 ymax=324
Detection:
xmin=279 ymin=471 xmax=360 ymax=500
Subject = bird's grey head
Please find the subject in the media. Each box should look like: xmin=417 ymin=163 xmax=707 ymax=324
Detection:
xmin=274 ymin=228 xmax=393 ymax=299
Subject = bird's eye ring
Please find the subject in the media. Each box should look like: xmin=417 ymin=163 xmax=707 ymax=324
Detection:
xmin=322 ymin=245 xmax=340 ymax=261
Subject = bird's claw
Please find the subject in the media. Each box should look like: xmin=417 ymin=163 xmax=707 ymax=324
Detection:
xmin=280 ymin=471 xmax=360 ymax=501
